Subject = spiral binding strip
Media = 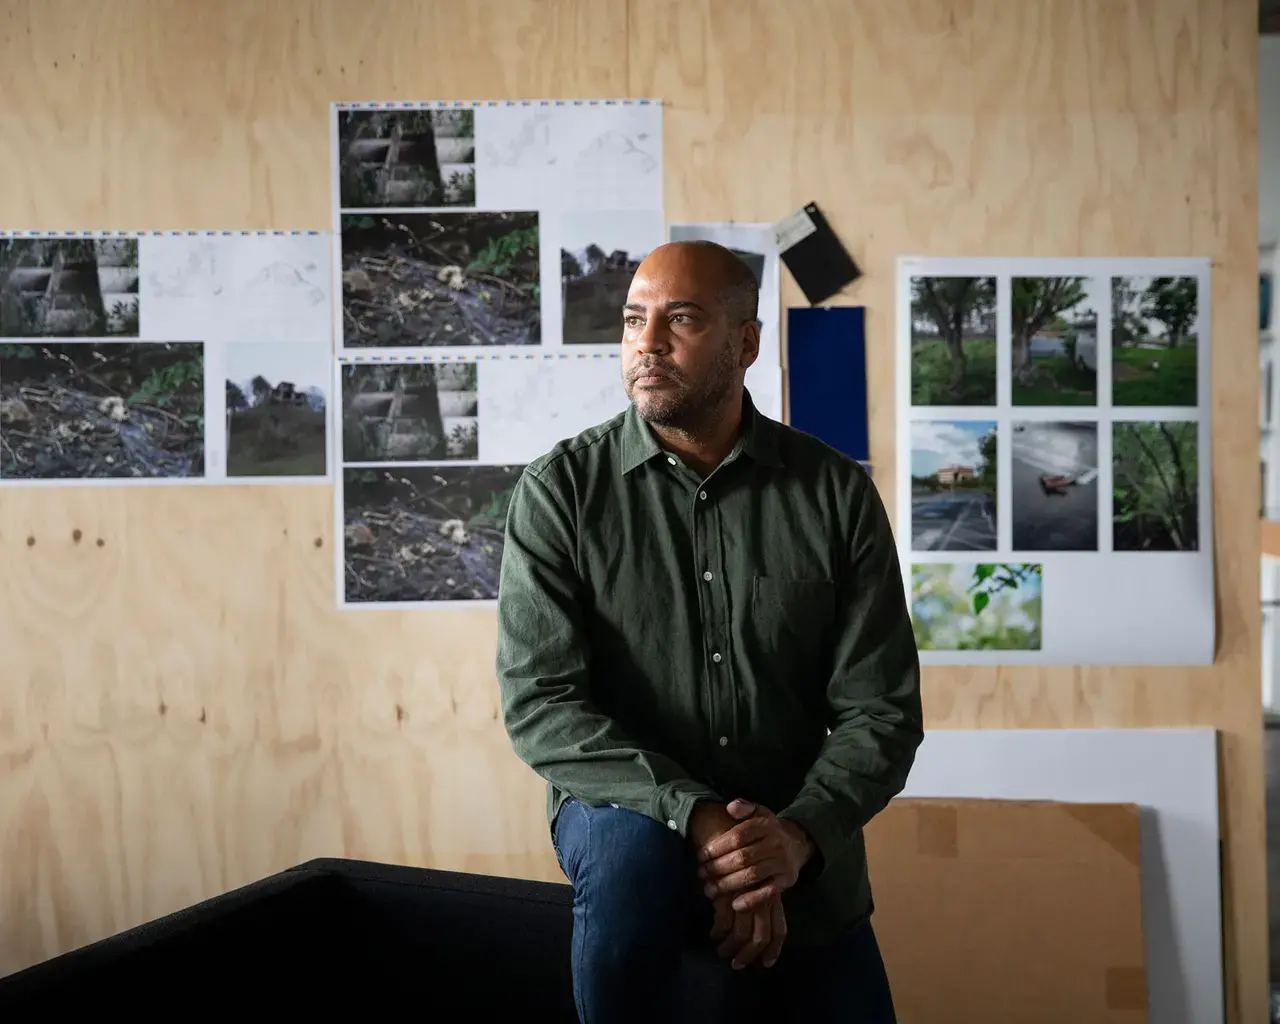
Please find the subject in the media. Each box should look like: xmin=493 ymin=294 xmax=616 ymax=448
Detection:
xmin=336 ymin=350 xmax=621 ymax=364
xmin=0 ymin=229 xmax=324 ymax=238
xmin=332 ymin=98 xmax=661 ymax=111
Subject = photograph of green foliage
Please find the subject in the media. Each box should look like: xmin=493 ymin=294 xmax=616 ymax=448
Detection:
xmin=340 ymin=212 xmax=540 ymax=348
xmin=342 ymin=464 xmax=522 ymax=603
xmin=1112 ymin=420 xmax=1199 ymax=551
xmin=910 ymin=562 xmax=1043 ymax=651
xmin=0 ymin=341 xmax=203 ymax=479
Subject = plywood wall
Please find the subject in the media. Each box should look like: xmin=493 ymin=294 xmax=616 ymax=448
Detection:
xmin=0 ymin=0 xmax=1263 ymax=1018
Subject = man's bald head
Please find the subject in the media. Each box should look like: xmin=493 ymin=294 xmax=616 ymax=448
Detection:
xmin=636 ymin=240 xmax=760 ymax=327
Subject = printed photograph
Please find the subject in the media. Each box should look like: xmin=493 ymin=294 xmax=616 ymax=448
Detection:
xmin=1010 ymin=420 xmax=1098 ymax=551
xmin=561 ymin=211 xmax=662 ymax=345
xmin=1011 ymin=276 xmax=1103 ymax=406
xmin=1112 ymin=420 xmax=1199 ymax=551
xmin=0 ymin=341 xmax=203 ymax=479
xmin=910 ymin=562 xmax=1043 ymax=651
xmin=225 ymin=342 xmax=328 ymax=478
xmin=342 ymin=464 xmax=523 ymax=603
xmin=0 ymin=237 xmax=139 ymax=337
xmin=337 ymin=108 xmax=476 ymax=208
xmin=909 ymin=276 xmax=996 ymax=406
xmin=342 ymin=361 xmax=478 ymax=462
xmin=668 ymin=225 xmax=766 ymax=285
xmin=341 ymin=212 xmax=540 ymax=348
xmin=909 ymin=419 xmax=998 ymax=552
xmin=1111 ymin=275 xmax=1199 ymax=406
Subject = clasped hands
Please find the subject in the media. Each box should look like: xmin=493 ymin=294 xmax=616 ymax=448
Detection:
xmin=688 ymin=798 xmax=815 ymax=972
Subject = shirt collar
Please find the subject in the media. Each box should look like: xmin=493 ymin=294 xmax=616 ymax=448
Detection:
xmin=620 ymin=386 xmax=783 ymax=474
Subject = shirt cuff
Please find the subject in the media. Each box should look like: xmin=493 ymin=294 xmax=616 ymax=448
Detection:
xmin=651 ymin=780 xmax=722 ymax=837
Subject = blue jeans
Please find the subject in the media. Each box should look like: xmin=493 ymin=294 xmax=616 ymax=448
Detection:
xmin=551 ymin=798 xmax=898 ymax=1024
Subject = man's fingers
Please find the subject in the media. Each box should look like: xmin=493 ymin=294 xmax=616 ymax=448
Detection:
xmin=717 ymin=904 xmax=754 ymax=960
xmin=732 ymin=908 xmax=771 ymax=970
xmin=703 ymin=861 xmax=778 ymax=899
xmin=698 ymin=817 xmax=771 ymax=863
xmin=700 ymin=843 xmax=779 ymax=882
xmin=731 ymin=882 xmax=779 ymax=912
xmin=761 ymin=900 xmax=787 ymax=968
xmin=709 ymin=898 xmax=733 ymax=942
xmin=725 ymin=798 xmax=758 ymax=820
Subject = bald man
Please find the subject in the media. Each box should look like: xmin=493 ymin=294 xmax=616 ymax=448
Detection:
xmin=496 ymin=241 xmax=922 ymax=1023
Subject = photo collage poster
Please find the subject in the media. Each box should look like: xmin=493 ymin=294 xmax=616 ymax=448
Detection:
xmin=895 ymin=256 xmax=1214 ymax=665
xmin=0 ymin=230 xmax=333 ymax=487
xmin=331 ymin=99 xmax=664 ymax=609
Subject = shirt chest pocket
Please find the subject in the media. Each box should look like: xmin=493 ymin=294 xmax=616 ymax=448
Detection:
xmin=750 ymin=576 xmax=838 ymax=670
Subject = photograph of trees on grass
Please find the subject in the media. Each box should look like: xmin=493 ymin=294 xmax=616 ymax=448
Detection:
xmin=342 ymin=464 xmax=523 ymax=603
xmin=0 ymin=237 xmax=139 ymax=337
xmin=225 ymin=342 xmax=327 ymax=478
xmin=340 ymin=212 xmax=540 ymax=348
xmin=909 ymin=276 xmax=996 ymax=406
xmin=1011 ymin=276 xmax=1101 ymax=406
xmin=910 ymin=562 xmax=1043 ymax=651
xmin=0 ymin=341 xmax=203 ymax=479
xmin=337 ymin=108 xmax=476 ymax=208
xmin=342 ymin=362 xmax=478 ymax=462
xmin=1111 ymin=275 xmax=1199 ymax=407
xmin=1112 ymin=420 xmax=1199 ymax=551
xmin=909 ymin=420 xmax=998 ymax=552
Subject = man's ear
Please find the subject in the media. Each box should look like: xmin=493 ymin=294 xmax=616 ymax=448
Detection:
xmin=739 ymin=320 xmax=761 ymax=369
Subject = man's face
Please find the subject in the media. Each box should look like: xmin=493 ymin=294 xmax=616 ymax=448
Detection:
xmin=620 ymin=246 xmax=759 ymax=428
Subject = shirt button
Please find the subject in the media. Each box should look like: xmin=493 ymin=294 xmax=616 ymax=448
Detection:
xmin=667 ymin=819 xmax=677 ymax=830
xmin=719 ymin=736 xmax=729 ymax=747
xmin=667 ymin=456 xmax=677 ymax=466
xmin=699 ymin=490 xmax=707 ymax=500
xmin=712 ymin=652 xmax=722 ymax=663
xmin=703 ymin=570 xmax=713 ymax=581
xmin=610 ymin=802 xmax=619 ymax=808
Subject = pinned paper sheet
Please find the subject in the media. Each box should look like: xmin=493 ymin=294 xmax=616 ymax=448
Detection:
xmin=896 ymin=255 xmax=1215 ymax=666
xmin=0 ymin=231 xmax=333 ymax=487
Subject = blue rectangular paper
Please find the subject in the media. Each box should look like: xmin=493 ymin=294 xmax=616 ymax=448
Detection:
xmin=786 ymin=305 xmax=869 ymax=464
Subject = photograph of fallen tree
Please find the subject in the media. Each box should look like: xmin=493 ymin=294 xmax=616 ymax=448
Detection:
xmin=0 ymin=236 xmax=140 ymax=337
xmin=342 ymin=464 xmax=523 ymax=603
xmin=340 ymin=212 xmax=540 ymax=348
xmin=341 ymin=361 xmax=478 ymax=462
xmin=0 ymin=341 xmax=204 ymax=479
xmin=337 ymin=108 xmax=476 ymax=208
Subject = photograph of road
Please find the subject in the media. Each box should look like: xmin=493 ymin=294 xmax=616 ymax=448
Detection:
xmin=1010 ymin=420 xmax=1098 ymax=551
xmin=909 ymin=419 xmax=998 ymax=551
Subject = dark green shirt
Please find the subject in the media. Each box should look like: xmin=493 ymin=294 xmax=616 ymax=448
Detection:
xmin=495 ymin=390 xmax=923 ymax=946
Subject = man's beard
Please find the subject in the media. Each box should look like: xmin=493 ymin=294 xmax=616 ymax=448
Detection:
xmin=624 ymin=341 xmax=738 ymax=430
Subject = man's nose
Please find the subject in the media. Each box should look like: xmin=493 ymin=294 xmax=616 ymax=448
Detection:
xmin=634 ymin=319 xmax=670 ymax=353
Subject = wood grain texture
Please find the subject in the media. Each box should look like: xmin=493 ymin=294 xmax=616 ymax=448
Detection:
xmin=0 ymin=0 xmax=1263 ymax=1018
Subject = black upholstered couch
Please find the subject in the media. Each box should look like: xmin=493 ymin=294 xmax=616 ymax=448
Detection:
xmin=0 ymin=858 xmax=582 ymax=1016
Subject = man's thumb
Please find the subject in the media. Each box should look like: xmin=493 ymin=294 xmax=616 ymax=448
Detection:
xmin=726 ymin=798 xmax=758 ymax=819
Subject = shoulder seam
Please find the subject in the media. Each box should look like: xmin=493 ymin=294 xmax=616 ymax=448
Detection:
xmin=526 ymin=417 xmax=626 ymax=480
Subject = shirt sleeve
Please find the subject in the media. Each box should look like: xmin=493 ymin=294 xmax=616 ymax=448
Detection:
xmin=496 ymin=463 xmax=722 ymax=837
xmin=776 ymin=469 xmax=924 ymax=876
